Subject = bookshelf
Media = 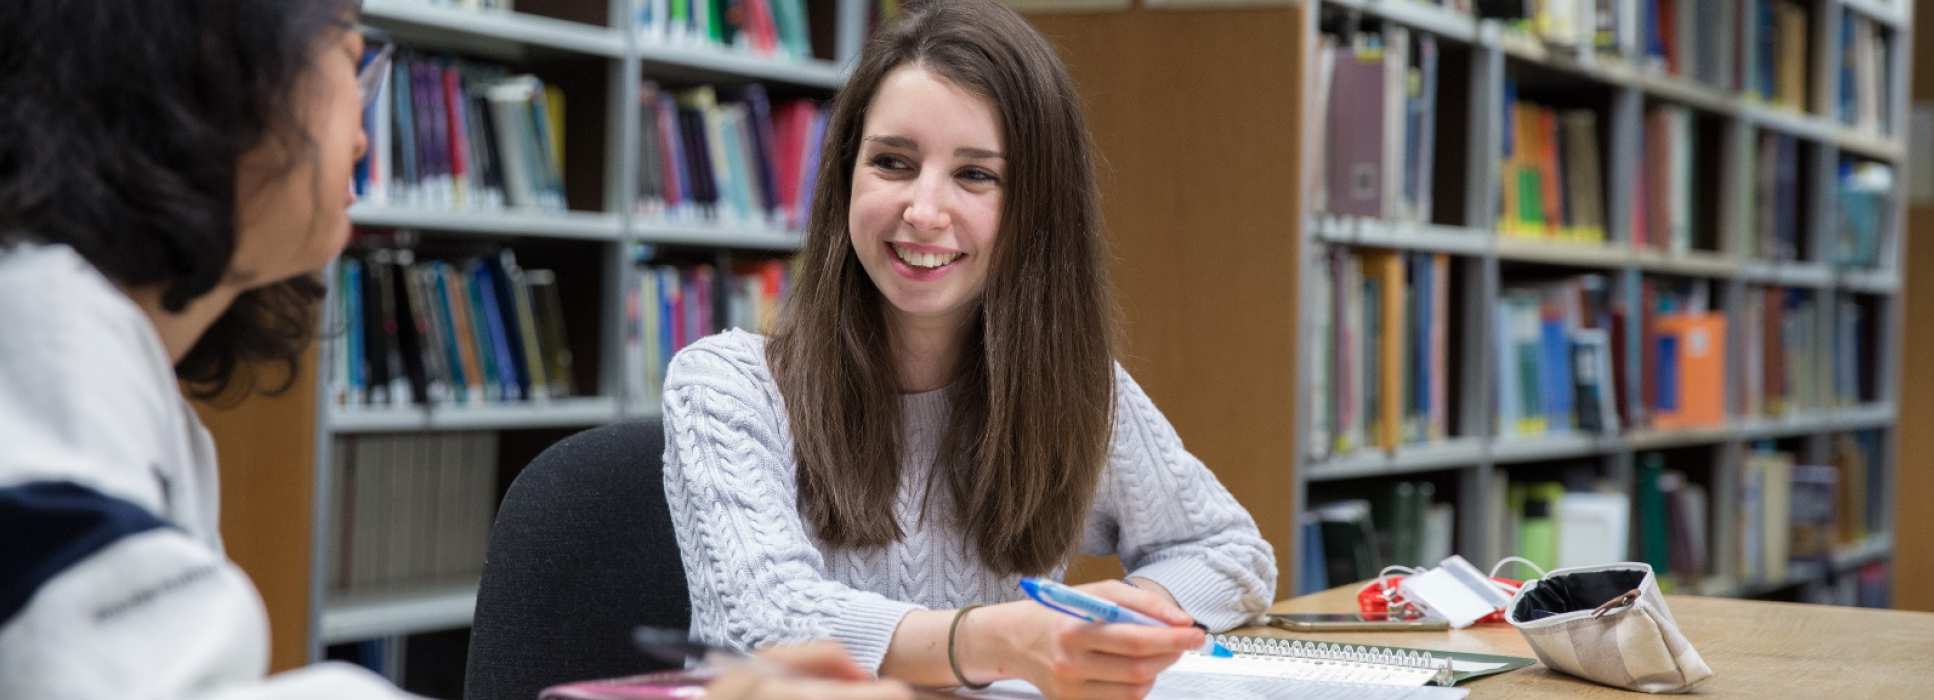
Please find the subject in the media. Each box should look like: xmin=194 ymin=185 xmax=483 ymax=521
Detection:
xmin=269 ymin=0 xmax=872 ymax=675
xmin=349 ymin=204 xmax=625 ymax=240
xmin=1293 ymin=0 xmax=1910 ymax=607
xmin=322 ymin=582 xmax=483 ymax=644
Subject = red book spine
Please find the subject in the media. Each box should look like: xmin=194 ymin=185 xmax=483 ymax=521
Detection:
xmin=443 ymin=69 xmax=468 ymax=188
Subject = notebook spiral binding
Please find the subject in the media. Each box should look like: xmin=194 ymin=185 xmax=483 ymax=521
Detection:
xmin=1211 ymin=634 xmax=1457 ymax=685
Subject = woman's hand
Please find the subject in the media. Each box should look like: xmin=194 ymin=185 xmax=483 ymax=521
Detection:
xmin=963 ymin=580 xmax=1203 ymax=700
xmin=705 ymin=642 xmax=916 ymax=700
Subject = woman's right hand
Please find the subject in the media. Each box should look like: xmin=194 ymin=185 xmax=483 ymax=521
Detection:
xmin=963 ymin=580 xmax=1204 ymax=700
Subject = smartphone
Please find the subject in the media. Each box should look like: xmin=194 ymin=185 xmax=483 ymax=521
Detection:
xmin=1265 ymin=612 xmax=1452 ymax=632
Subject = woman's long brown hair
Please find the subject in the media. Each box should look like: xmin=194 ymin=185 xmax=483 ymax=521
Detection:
xmin=767 ymin=0 xmax=1114 ymax=576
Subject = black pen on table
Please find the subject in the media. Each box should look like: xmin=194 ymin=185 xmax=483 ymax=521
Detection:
xmin=632 ymin=627 xmax=789 ymax=678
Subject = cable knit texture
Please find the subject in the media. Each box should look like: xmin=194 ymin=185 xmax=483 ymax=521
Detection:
xmin=661 ymin=329 xmax=1277 ymax=671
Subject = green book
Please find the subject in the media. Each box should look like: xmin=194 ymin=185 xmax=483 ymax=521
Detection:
xmin=707 ymin=0 xmax=728 ymax=45
xmin=1517 ymin=166 xmax=1546 ymax=228
xmin=1519 ymin=482 xmax=1564 ymax=571
xmin=1396 ymin=481 xmax=1421 ymax=566
xmin=1637 ymin=453 xmax=1673 ymax=576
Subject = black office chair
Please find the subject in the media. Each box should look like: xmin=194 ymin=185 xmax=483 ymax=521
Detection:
xmin=464 ymin=420 xmax=689 ymax=700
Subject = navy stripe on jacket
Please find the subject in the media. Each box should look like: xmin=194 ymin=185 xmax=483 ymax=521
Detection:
xmin=0 ymin=481 xmax=170 ymax=627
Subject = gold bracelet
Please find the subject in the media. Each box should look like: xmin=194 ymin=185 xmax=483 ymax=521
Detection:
xmin=948 ymin=604 xmax=991 ymax=690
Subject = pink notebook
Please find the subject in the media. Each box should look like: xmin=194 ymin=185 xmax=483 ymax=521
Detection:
xmin=539 ymin=670 xmax=712 ymax=700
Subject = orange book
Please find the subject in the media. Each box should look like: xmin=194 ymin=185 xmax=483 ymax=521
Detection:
xmin=1651 ymin=314 xmax=1726 ymax=429
xmin=443 ymin=265 xmax=485 ymax=401
xmin=1538 ymin=107 xmax=1564 ymax=237
xmin=1361 ymin=250 xmax=1406 ymax=450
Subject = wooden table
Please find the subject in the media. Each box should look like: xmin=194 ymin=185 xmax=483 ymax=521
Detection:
xmin=1228 ymin=584 xmax=1934 ymax=697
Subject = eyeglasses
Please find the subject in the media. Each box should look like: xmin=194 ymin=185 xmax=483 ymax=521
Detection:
xmin=357 ymin=30 xmax=395 ymax=110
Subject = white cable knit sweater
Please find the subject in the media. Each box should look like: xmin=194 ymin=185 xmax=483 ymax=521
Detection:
xmin=661 ymin=329 xmax=1276 ymax=671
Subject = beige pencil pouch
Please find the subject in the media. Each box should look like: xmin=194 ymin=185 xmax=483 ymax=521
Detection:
xmin=1504 ymin=562 xmax=1713 ymax=693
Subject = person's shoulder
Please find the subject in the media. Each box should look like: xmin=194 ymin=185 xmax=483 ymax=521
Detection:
xmin=0 ymin=242 xmax=164 ymax=380
xmin=0 ymin=243 xmax=143 ymax=332
xmin=1107 ymin=360 xmax=1151 ymax=410
xmin=665 ymin=328 xmax=777 ymax=396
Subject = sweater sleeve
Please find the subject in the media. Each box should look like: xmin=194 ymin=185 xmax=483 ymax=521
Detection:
xmin=0 ymin=482 xmax=413 ymax=700
xmin=660 ymin=336 xmax=923 ymax=672
xmin=1091 ymin=364 xmax=1277 ymax=632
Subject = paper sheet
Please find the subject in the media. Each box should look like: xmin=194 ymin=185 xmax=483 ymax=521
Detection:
xmin=968 ymin=676 xmax=1469 ymax=699
xmin=1450 ymin=659 xmax=1509 ymax=674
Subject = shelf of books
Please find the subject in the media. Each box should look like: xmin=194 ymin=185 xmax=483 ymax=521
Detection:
xmin=1295 ymin=0 xmax=1907 ymax=611
xmin=1325 ymin=0 xmax=1905 ymax=159
xmin=308 ymin=0 xmax=864 ymax=685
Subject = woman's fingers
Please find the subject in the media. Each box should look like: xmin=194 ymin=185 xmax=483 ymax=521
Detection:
xmin=1077 ymin=580 xmax=1193 ymax=627
xmin=1069 ymin=649 xmax=1184 ymax=685
xmin=1064 ymin=620 xmax=1204 ymax=658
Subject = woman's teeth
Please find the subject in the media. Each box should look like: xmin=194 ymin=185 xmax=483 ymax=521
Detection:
xmin=894 ymin=245 xmax=962 ymax=269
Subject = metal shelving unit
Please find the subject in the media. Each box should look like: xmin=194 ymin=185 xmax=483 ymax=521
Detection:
xmin=309 ymin=0 xmax=861 ymax=662
xmin=634 ymin=40 xmax=847 ymax=88
xmin=633 ymin=220 xmax=807 ymax=251
xmin=325 ymin=396 xmax=626 ymax=434
xmin=1293 ymin=0 xmax=1909 ymax=601
xmin=320 ymin=582 xmax=481 ymax=644
xmin=348 ymin=204 xmax=624 ymax=241
xmin=362 ymin=0 xmax=626 ymax=58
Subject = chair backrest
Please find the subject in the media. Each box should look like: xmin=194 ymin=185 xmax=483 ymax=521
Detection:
xmin=464 ymin=420 xmax=688 ymax=700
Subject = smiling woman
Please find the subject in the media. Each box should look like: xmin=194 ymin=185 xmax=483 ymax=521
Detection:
xmin=658 ymin=1 xmax=1277 ymax=698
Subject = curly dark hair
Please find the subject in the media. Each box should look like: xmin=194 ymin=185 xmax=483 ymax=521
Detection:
xmin=0 ymin=0 xmax=359 ymax=400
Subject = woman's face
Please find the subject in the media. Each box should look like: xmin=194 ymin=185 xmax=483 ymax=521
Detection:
xmin=230 ymin=26 xmax=369 ymax=289
xmin=847 ymin=63 xmax=1006 ymax=334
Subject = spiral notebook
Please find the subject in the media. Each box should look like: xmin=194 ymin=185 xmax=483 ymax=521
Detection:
xmin=1194 ymin=634 xmax=1533 ymax=686
xmin=969 ymin=633 xmax=1530 ymax=699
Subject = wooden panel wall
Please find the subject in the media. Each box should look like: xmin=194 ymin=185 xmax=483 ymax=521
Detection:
xmin=195 ymin=350 xmax=320 ymax=672
xmin=1027 ymin=7 xmax=1305 ymax=601
xmin=1897 ymin=7 xmax=1932 ymax=613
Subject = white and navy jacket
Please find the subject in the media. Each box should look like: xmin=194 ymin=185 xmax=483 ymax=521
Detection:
xmin=0 ymin=243 xmax=408 ymax=699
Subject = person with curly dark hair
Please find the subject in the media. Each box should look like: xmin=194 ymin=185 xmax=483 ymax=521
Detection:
xmin=0 ymin=2 xmax=915 ymax=697
xmin=0 ymin=0 xmax=425 ymax=695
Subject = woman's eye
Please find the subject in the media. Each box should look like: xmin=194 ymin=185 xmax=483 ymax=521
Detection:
xmin=869 ymin=154 xmax=911 ymax=171
xmin=958 ymin=168 xmax=999 ymax=184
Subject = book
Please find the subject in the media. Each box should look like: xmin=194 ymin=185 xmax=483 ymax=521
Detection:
xmin=1649 ymin=313 xmax=1724 ymax=429
xmin=324 ymin=238 xmax=582 ymax=410
xmin=352 ymin=47 xmax=569 ymax=211
xmin=1311 ymin=500 xmax=1379 ymax=586
xmin=1555 ymin=491 xmax=1630 ymax=569
xmin=1636 ymin=454 xmax=1671 ymax=576
xmin=1789 ymin=465 xmax=1838 ymax=565
xmin=1835 ymin=161 xmax=1894 ymax=269
xmin=1363 ymin=250 xmax=1406 ymax=450
xmin=637 ymin=0 xmax=814 ymax=57
xmin=329 ymin=432 xmax=501 ymax=593
xmin=1325 ymin=39 xmax=1389 ymax=219
xmin=1517 ymin=482 xmax=1563 ymax=571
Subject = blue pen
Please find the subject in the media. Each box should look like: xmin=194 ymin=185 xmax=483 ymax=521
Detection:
xmin=1019 ymin=577 xmax=1234 ymax=658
